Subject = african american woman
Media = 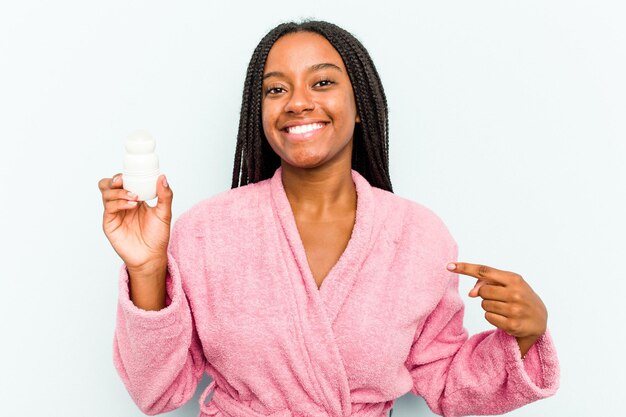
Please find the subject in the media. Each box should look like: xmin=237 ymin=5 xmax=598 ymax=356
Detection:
xmin=99 ymin=20 xmax=559 ymax=417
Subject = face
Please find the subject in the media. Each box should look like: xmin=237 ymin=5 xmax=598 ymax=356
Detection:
xmin=261 ymin=32 xmax=360 ymax=170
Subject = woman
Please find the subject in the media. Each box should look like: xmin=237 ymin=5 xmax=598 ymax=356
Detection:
xmin=99 ymin=20 xmax=559 ymax=417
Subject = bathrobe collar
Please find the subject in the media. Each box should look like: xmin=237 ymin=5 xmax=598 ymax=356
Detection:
xmin=269 ymin=166 xmax=379 ymax=416
xmin=269 ymin=166 xmax=376 ymax=323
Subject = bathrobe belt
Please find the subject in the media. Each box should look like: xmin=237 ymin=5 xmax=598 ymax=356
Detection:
xmin=200 ymin=380 xmax=393 ymax=417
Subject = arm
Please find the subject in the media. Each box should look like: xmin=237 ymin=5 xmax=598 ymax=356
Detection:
xmin=112 ymin=218 xmax=206 ymax=415
xmin=405 ymin=243 xmax=559 ymax=417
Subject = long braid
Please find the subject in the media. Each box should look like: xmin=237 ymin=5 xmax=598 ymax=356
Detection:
xmin=231 ymin=20 xmax=393 ymax=192
xmin=325 ymin=24 xmax=391 ymax=191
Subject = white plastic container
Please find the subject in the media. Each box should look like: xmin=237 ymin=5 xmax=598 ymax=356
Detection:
xmin=122 ymin=130 xmax=160 ymax=201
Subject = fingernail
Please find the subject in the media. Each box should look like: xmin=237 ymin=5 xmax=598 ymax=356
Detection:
xmin=112 ymin=176 xmax=119 ymax=184
xmin=127 ymin=191 xmax=137 ymax=199
xmin=447 ymin=263 xmax=456 ymax=271
xmin=128 ymin=201 xmax=137 ymax=206
xmin=162 ymin=176 xmax=168 ymax=188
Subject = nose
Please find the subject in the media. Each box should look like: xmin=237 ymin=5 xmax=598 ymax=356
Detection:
xmin=284 ymin=83 xmax=314 ymax=114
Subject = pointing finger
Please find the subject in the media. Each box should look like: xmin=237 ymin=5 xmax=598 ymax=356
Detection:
xmin=447 ymin=262 xmax=510 ymax=286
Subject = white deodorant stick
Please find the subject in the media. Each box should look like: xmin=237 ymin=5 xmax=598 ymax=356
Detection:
xmin=122 ymin=130 xmax=160 ymax=201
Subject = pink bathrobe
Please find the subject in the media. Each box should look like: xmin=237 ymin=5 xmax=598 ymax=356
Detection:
xmin=113 ymin=166 xmax=559 ymax=417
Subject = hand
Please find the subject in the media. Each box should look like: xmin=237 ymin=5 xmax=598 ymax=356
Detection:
xmin=447 ymin=262 xmax=547 ymax=355
xmin=98 ymin=173 xmax=173 ymax=272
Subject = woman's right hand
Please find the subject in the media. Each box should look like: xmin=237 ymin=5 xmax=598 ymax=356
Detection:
xmin=98 ymin=173 xmax=173 ymax=273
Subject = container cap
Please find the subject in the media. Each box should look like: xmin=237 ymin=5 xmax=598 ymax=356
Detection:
xmin=125 ymin=130 xmax=156 ymax=154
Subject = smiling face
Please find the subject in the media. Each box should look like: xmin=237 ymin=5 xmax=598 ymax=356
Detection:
xmin=261 ymin=31 xmax=360 ymax=170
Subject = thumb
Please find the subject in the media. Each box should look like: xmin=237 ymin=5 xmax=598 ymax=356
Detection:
xmin=468 ymin=280 xmax=486 ymax=298
xmin=155 ymin=174 xmax=173 ymax=223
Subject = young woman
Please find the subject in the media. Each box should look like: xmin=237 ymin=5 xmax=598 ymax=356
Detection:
xmin=99 ymin=20 xmax=559 ymax=417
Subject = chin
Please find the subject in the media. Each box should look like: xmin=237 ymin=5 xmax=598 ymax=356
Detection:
xmin=283 ymin=156 xmax=329 ymax=170
xmin=279 ymin=149 xmax=328 ymax=167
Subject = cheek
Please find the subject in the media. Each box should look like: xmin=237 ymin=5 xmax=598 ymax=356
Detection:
xmin=261 ymin=103 xmax=277 ymax=138
xmin=346 ymin=92 xmax=358 ymax=119
xmin=331 ymin=90 xmax=357 ymax=122
xmin=330 ymin=96 xmax=357 ymax=135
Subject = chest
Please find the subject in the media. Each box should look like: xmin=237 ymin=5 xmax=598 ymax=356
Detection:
xmin=295 ymin=216 xmax=355 ymax=290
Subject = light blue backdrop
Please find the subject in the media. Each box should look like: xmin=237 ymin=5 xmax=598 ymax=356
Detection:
xmin=1 ymin=1 xmax=624 ymax=416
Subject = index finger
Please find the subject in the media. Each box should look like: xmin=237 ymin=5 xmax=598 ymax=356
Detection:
xmin=446 ymin=262 xmax=510 ymax=286
xmin=98 ymin=173 xmax=124 ymax=191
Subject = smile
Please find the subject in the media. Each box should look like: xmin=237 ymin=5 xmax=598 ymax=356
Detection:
xmin=284 ymin=122 xmax=327 ymax=134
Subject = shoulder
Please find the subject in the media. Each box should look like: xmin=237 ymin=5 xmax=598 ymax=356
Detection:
xmin=370 ymin=186 xmax=452 ymax=235
xmin=171 ymin=179 xmax=270 ymax=237
xmin=371 ymin=187 xmax=457 ymax=255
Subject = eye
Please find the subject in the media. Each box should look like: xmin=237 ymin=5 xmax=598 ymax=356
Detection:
xmin=264 ymin=85 xmax=286 ymax=96
xmin=314 ymin=79 xmax=335 ymax=88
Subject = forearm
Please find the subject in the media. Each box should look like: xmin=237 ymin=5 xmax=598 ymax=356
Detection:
xmin=114 ymin=260 xmax=206 ymax=415
xmin=437 ymin=330 xmax=558 ymax=416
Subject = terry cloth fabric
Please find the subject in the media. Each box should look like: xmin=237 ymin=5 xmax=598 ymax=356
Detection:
xmin=113 ymin=166 xmax=559 ymax=417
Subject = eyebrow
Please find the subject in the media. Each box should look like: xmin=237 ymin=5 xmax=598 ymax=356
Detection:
xmin=262 ymin=62 xmax=343 ymax=80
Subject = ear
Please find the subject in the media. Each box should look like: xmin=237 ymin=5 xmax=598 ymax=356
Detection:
xmin=355 ymin=114 xmax=361 ymax=123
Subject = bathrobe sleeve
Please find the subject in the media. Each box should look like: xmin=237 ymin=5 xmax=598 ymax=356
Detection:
xmin=112 ymin=214 xmax=206 ymax=415
xmin=405 ymin=241 xmax=560 ymax=417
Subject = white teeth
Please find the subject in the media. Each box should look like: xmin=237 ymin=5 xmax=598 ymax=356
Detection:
xmin=286 ymin=123 xmax=325 ymax=134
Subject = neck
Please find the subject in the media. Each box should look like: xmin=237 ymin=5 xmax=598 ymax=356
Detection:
xmin=281 ymin=161 xmax=356 ymax=221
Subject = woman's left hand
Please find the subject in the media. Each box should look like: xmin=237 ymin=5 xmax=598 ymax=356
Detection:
xmin=447 ymin=262 xmax=547 ymax=357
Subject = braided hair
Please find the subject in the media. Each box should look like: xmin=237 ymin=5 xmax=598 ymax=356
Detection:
xmin=231 ymin=20 xmax=393 ymax=192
